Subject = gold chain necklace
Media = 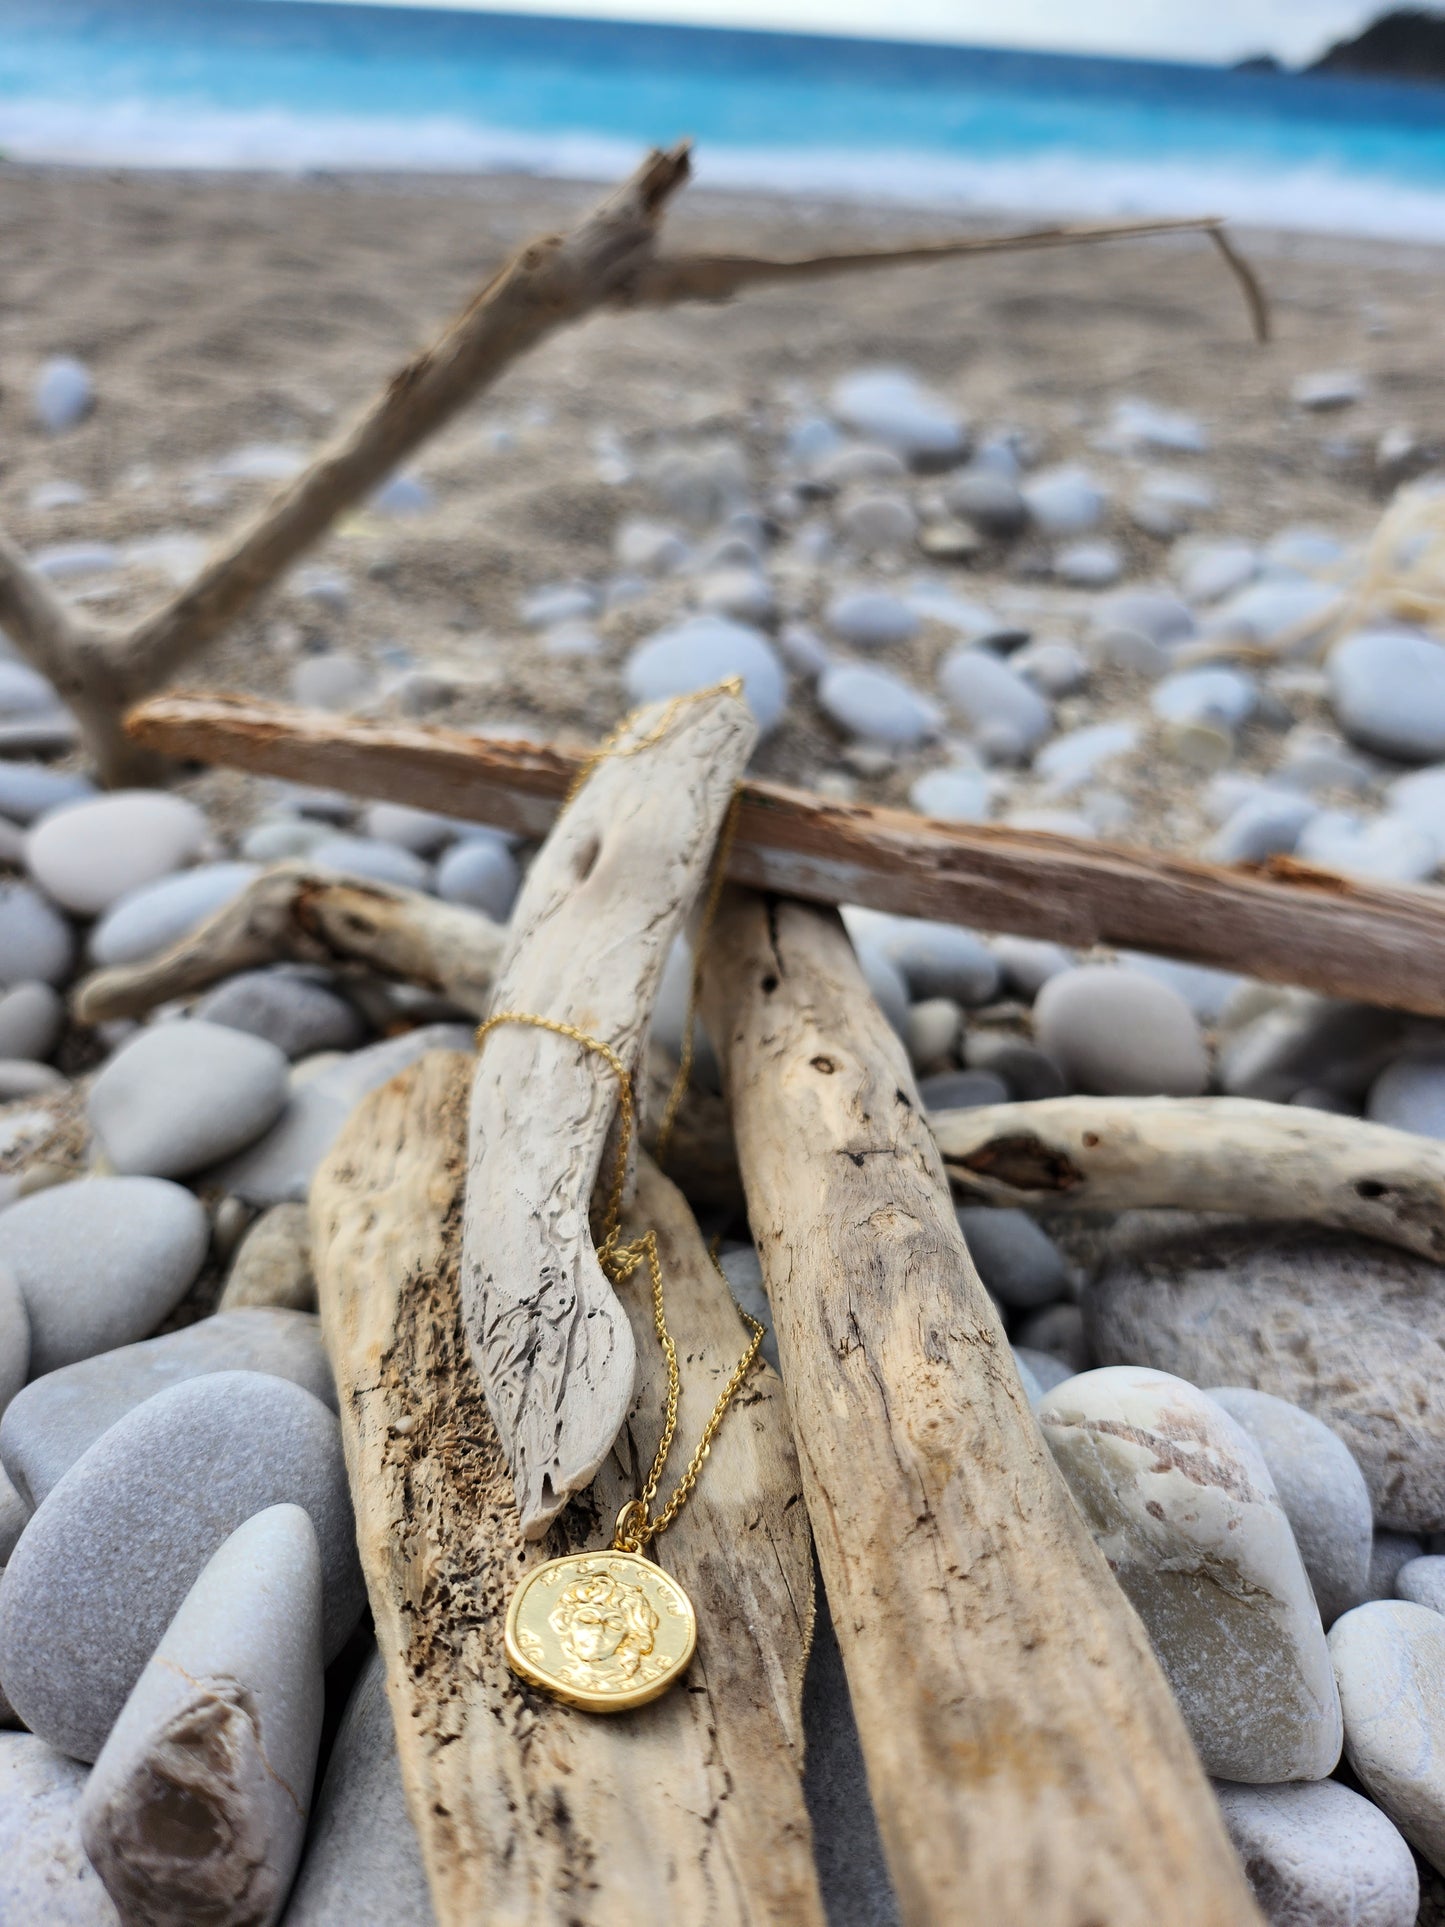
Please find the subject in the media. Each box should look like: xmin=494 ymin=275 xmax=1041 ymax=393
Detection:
xmin=483 ymin=683 xmax=762 ymax=1713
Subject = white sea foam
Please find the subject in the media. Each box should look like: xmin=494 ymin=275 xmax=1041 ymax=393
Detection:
xmin=5 ymin=96 xmax=1445 ymax=243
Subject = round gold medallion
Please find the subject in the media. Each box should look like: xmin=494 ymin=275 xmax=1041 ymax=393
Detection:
xmin=504 ymin=1549 xmax=697 ymax=1712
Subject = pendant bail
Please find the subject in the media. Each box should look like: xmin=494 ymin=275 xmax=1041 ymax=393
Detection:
xmin=613 ymin=1499 xmax=649 ymax=1553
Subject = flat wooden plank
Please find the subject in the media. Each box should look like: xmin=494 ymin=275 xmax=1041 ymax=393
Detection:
xmin=129 ymin=692 xmax=1445 ymax=1017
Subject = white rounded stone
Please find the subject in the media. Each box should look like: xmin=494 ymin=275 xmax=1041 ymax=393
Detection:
xmin=0 ymin=1369 xmax=360 ymax=1763
xmin=88 ymin=1021 xmax=290 ymax=1179
xmin=937 ymin=647 xmax=1051 ymax=754
xmin=26 ymin=791 xmax=208 ymax=918
xmin=435 ymin=834 xmax=520 ymax=922
xmin=0 ymin=1266 xmax=28 ymax=1422
xmin=0 ymin=1305 xmax=333 ymax=1509
xmin=33 ymin=356 xmax=94 ymax=434
xmin=829 ymin=368 xmax=966 ymax=464
xmin=0 ymin=982 xmax=63 ymax=1062
xmin=826 ymin=589 xmax=920 ymax=649
xmin=1022 ymin=465 xmax=1108 ymax=536
xmin=1329 ymin=629 xmax=1445 ymax=765
xmin=624 ymin=615 xmax=787 ymax=734
xmin=89 ymin=863 xmax=259 ymax=969
xmin=1213 ymin=1777 xmax=1417 ymax=1927
xmin=1053 ymin=539 xmax=1122 ymax=587
xmin=0 ymin=1176 xmax=208 ymax=1379
xmin=309 ymin=835 xmax=431 ymax=892
xmin=1207 ymin=1387 xmax=1373 ymax=1627
xmin=1034 ymin=965 xmax=1208 ymax=1096
xmin=1396 ymin=1555 xmax=1445 ymax=1615
xmin=1368 ymin=1052 xmax=1445 ymax=1139
xmin=908 ymin=767 xmax=991 ymax=821
xmin=818 ymin=664 xmax=940 ymax=749
xmin=1330 ymin=1600 xmax=1445 ymax=1869
xmin=80 ymin=1504 xmax=324 ymax=1927
xmin=1038 ymin=1366 xmax=1342 ymax=1781
xmin=290 ymin=653 xmax=372 ymax=712
xmin=837 ymin=491 xmax=918 ymax=552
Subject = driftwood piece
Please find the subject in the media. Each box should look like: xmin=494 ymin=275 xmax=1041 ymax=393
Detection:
xmin=697 ymin=889 xmax=1260 ymax=1927
xmin=132 ymin=693 xmax=1445 ymax=1019
xmin=0 ymin=140 xmax=1263 ymax=784
xmin=463 ymin=685 xmax=756 ymax=1537
xmin=72 ymin=861 xmax=504 ymax=1025
xmin=935 ymin=1094 xmax=1445 ymax=1263
xmin=310 ymin=1049 xmax=820 ymax=1926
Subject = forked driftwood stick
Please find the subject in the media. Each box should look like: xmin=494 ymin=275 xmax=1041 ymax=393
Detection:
xmin=463 ymin=684 xmax=756 ymax=1537
xmin=697 ymin=890 xmax=1260 ymax=1926
xmin=132 ymin=694 xmax=1445 ymax=1018
xmin=935 ymin=1094 xmax=1445 ymax=1262
xmin=310 ymin=1051 xmax=820 ymax=1926
xmin=72 ymin=861 xmax=504 ymax=1024
xmin=0 ymin=148 xmax=1264 ymax=784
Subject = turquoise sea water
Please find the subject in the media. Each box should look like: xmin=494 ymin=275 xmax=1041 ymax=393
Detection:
xmin=4 ymin=0 xmax=1445 ymax=238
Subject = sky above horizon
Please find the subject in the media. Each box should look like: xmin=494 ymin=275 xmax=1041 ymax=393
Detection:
xmin=290 ymin=0 xmax=1385 ymax=65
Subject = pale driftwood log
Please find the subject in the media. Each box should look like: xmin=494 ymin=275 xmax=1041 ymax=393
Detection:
xmin=463 ymin=684 xmax=756 ymax=1537
xmin=72 ymin=860 xmax=504 ymax=1025
xmin=311 ymin=1049 xmax=820 ymax=1926
xmin=132 ymin=693 xmax=1445 ymax=1019
xmin=935 ymin=1093 xmax=1445 ymax=1263
xmin=0 ymin=149 xmax=1263 ymax=785
xmin=697 ymin=889 xmax=1260 ymax=1927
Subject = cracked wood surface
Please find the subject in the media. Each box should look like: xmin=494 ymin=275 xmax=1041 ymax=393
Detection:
xmin=935 ymin=1093 xmax=1445 ymax=1263
xmin=462 ymin=683 xmax=756 ymax=1537
xmin=697 ymin=889 xmax=1261 ymax=1927
xmin=129 ymin=693 xmax=1445 ymax=1017
xmin=310 ymin=1049 xmax=819 ymax=1927
xmin=73 ymin=860 xmax=504 ymax=1024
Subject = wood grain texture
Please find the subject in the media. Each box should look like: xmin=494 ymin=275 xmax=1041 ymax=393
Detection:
xmin=935 ymin=1093 xmax=1445 ymax=1262
xmin=128 ymin=692 xmax=1445 ymax=1017
xmin=697 ymin=888 xmax=1261 ymax=1927
xmin=462 ymin=684 xmax=756 ymax=1536
xmin=310 ymin=1049 xmax=819 ymax=1927
xmin=73 ymin=860 xmax=504 ymax=1024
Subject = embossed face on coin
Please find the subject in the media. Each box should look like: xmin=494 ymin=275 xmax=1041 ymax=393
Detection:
xmin=505 ymin=1550 xmax=696 ymax=1712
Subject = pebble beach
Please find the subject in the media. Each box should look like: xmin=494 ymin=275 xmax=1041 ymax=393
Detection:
xmin=4 ymin=159 xmax=1445 ymax=1923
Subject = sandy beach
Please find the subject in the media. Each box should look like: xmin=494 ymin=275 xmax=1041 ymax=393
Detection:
xmin=3 ymin=160 xmax=1444 ymax=850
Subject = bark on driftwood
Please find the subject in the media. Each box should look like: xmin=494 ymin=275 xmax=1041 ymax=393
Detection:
xmin=697 ymin=889 xmax=1260 ymax=1927
xmin=935 ymin=1094 xmax=1445 ymax=1264
xmin=0 ymin=141 xmax=1260 ymax=783
xmin=73 ymin=860 xmax=504 ymax=1024
xmin=463 ymin=684 xmax=755 ymax=1537
xmin=310 ymin=1049 xmax=819 ymax=1927
xmin=130 ymin=693 xmax=1445 ymax=1019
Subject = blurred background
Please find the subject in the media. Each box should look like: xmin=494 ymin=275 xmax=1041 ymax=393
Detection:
xmin=2 ymin=1 xmax=1445 ymax=233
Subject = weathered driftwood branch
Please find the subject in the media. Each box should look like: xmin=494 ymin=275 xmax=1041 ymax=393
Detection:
xmin=311 ymin=1049 xmax=819 ymax=1925
xmin=0 ymin=148 xmax=1264 ymax=785
xmin=462 ymin=684 xmax=756 ymax=1537
xmin=132 ymin=694 xmax=1445 ymax=1019
xmin=935 ymin=1094 xmax=1445 ymax=1263
xmin=697 ymin=889 xmax=1260 ymax=1926
xmin=73 ymin=860 xmax=504 ymax=1025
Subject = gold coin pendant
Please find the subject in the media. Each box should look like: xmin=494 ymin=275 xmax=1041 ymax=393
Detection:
xmin=504 ymin=1549 xmax=697 ymax=1712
